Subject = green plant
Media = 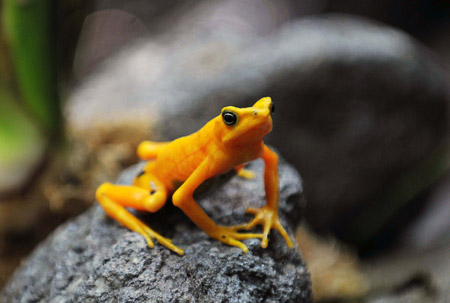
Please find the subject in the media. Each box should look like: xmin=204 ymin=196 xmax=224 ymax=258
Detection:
xmin=0 ymin=0 xmax=60 ymax=193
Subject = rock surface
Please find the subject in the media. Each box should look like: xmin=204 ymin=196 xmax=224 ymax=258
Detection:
xmin=366 ymin=242 xmax=450 ymax=303
xmin=399 ymin=173 xmax=450 ymax=251
xmin=67 ymin=15 xmax=449 ymax=245
xmin=1 ymin=158 xmax=311 ymax=303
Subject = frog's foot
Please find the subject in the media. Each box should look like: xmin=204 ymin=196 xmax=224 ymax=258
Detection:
xmin=209 ymin=225 xmax=263 ymax=253
xmin=237 ymin=168 xmax=255 ymax=179
xmin=140 ymin=224 xmax=185 ymax=255
xmin=241 ymin=207 xmax=294 ymax=248
xmin=127 ymin=219 xmax=184 ymax=255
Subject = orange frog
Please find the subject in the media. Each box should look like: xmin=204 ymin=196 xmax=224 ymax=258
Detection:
xmin=96 ymin=97 xmax=293 ymax=255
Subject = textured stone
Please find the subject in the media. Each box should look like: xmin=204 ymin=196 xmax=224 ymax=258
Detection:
xmin=1 ymin=157 xmax=311 ymax=303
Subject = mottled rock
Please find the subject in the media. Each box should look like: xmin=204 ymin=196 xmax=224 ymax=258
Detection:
xmin=67 ymin=15 xmax=449 ymax=245
xmin=1 ymin=157 xmax=311 ymax=302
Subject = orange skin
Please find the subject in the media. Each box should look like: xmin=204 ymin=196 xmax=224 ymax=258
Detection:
xmin=96 ymin=97 xmax=293 ymax=255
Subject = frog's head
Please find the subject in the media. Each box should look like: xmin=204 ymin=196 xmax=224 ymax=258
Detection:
xmin=215 ymin=97 xmax=275 ymax=146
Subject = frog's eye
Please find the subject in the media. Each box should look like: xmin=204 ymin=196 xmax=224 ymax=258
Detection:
xmin=222 ymin=110 xmax=238 ymax=126
xmin=270 ymin=103 xmax=275 ymax=114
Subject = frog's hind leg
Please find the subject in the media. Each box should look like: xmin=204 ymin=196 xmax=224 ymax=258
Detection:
xmin=95 ymin=180 xmax=184 ymax=255
xmin=137 ymin=141 xmax=169 ymax=160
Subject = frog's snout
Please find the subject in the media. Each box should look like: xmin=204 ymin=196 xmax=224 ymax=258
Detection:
xmin=251 ymin=108 xmax=270 ymax=118
xmin=252 ymin=97 xmax=274 ymax=115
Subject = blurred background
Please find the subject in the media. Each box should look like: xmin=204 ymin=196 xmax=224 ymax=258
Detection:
xmin=0 ymin=0 xmax=449 ymax=302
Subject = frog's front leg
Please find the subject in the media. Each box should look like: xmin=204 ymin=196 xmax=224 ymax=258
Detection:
xmin=172 ymin=159 xmax=262 ymax=253
xmin=241 ymin=145 xmax=294 ymax=248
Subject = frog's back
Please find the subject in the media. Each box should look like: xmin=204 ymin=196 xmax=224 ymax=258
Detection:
xmin=146 ymin=129 xmax=214 ymax=188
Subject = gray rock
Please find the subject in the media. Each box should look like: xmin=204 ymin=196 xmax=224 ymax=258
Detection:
xmin=1 ymin=158 xmax=311 ymax=302
xmin=399 ymin=174 xmax=450 ymax=250
xmin=67 ymin=14 xmax=449 ymax=244
xmin=366 ymin=242 xmax=450 ymax=303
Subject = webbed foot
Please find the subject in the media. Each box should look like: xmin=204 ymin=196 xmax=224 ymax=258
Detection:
xmin=209 ymin=226 xmax=263 ymax=253
xmin=240 ymin=207 xmax=293 ymax=248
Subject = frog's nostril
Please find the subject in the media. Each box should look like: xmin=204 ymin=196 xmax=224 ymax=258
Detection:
xmin=253 ymin=110 xmax=258 ymax=116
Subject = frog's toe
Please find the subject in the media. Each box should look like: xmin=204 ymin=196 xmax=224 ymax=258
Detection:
xmin=142 ymin=233 xmax=155 ymax=248
xmin=211 ymin=226 xmax=264 ymax=253
xmin=240 ymin=207 xmax=268 ymax=231
xmin=273 ymin=220 xmax=294 ymax=248
xmin=219 ymin=234 xmax=249 ymax=253
xmin=156 ymin=236 xmax=185 ymax=256
xmin=227 ymin=238 xmax=249 ymax=253
xmin=237 ymin=168 xmax=255 ymax=179
xmin=238 ymin=218 xmax=259 ymax=231
xmin=245 ymin=207 xmax=260 ymax=215
xmin=231 ymin=231 xmax=263 ymax=240
xmin=141 ymin=225 xmax=185 ymax=255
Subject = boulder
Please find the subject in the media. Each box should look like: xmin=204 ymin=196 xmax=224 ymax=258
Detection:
xmin=1 ymin=157 xmax=312 ymax=303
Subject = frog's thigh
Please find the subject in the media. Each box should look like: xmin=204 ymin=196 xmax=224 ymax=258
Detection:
xmin=96 ymin=182 xmax=184 ymax=255
xmin=96 ymin=183 xmax=151 ymax=230
xmin=98 ymin=181 xmax=167 ymax=214
xmin=132 ymin=173 xmax=168 ymax=212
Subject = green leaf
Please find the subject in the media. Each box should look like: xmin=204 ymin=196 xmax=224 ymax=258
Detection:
xmin=2 ymin=0 xmax=60 ymax=135
xmin=0 ymin=89 xmax=46 ymax=192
